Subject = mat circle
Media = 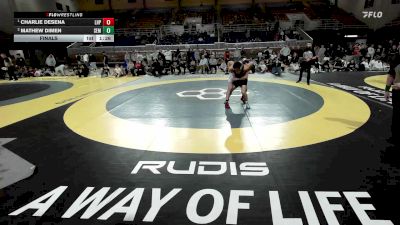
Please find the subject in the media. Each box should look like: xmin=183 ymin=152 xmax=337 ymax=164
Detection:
xmin=64 ymin=78 xmax=371 ymax=154
xmin=106 ymin=80 xmax=324 ymax=129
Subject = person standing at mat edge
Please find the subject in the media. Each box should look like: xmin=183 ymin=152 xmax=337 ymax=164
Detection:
xmin=1 ymin=53 xmax=18 ymax=81
xmin=297 ymin=43 xmax=316 ymax=85
xmin=101 ymin=52 xmax=109 ymax=77
xmin=385 ymin=57 xmax=400 ymax=146
xmin=225 ymin=61 xmax=253 ymax=109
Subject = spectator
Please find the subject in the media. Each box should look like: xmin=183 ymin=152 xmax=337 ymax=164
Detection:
xmin=174 ymin=48 xmax=181 ymax=59
xmin=186 ymin=48 xmax=194 ymax=61
xmin=102 ymin=52 xmax=109 ymax=76
xmin=257 ymin=51 xmax=263 ymax=61
xmin=132 ymin=50 xmax=139 ymax=64
xmin=370 ymin=57 xmax=384 ymax=71
xmin=2 ymin=53 xmax=17 ymax=81
xmin=142 ymin=58 xmax=149 ymax=74
xmin=270 ymin=51 xmax=278 ymax=61
xmin=317 ymin=45 xmax=326 ymax=63
xmin=388 ymin=45 xmax=399 ymax=63
xmin=233 ymin=47 xmax=241 ymax=61
xmin=157 ymin=50 xmax=166 ymax=63
xmin=289 ymin=52 xmax=300 ymax=72
xmin=101 ymin=64 xmax=110 ymax=77
xmin=352 ymin=43 xmax=361 ymax=56
xmin=152 ymin=59 xmax=164 ymax=77
xmin=124 ymin=51 xmax=131 ymax=64
xmin=171 ymin=57 xmax=179 ymax=75
xmin=346 ymin=60 xmax=357 ymax=71
xmin=360 ymin=43 xmax=368 ymax=58
xmin=135 ymin=61 xmax=145 ymax=75
xmin=76 ymin=54 xmax=82 ymax=65
xmin=224 ymin=49 xmax=230 ymax=63
xmin=194 ymin=49 xmax=200 ymax=62
xmin=55 ymin=64 xmax=67 ymax=75
xmin=367 ymin=44 xmax=375 ymax=60
xmin=271 ymin=57 xmax=282 ymax=76
xmin=33 ymin=68 xmax=43 ymax=77
xmin=178 ymin=55 xmax=187 ymax=75
xmin=189 ymin=59 xmax=197 ymax=74
xmin=314 ymin=45 xmax=320 ymax=58
xmin=0 ymin=53 xmax=5 ymax=80
xmin=45 ymin=54 xmax=56 ymax=72
xmin=326 ymin=43 xmax=335 ymax=58
xmin=257 ymin=60 xmax=268 ymax=73
xmin=83 ymin=53 xmax=89 ymax=67
xmin=360 ymin=58 xmax=370 ymax=71
xmin=26 ymin=67 xmax=35 ymax=77
xmin=263 ymin=48 xmax=271 ymax=60
xmin=15 ymin=54 xmax=27 ymax=78
xmin=114 ymin=64 xmax=124 ymax=77
xmin=335 ymin=45 xmax=344 ymax=58
xmin=320 ymin=57 xmax=332 ymax=72
xmin=15 ymin=53 xmax=25 ymax=68
xmin=240 ymin=48 xmax=246 ymax=59
xmin=291 ymin=52 xmax=300 ymax=64
xmin=128 ymin=61 xmax=135 ymax=76
xmin=199 ymin=55 xmax=209 ymax=74
xmin=375 ymin=45 xmax=384 ymax=58
xmin=209 ymin=55 xmax=218 ymax=74
xmin=219 ymin=60 xmax=227 ymax=74
xmin=280 ymin=45 xmax=291 ymax=65
xmin=333 ymin=57 xmax=345 ymax=71
xmin=89 ymin=54 xmax=97 ymax=70
xmin=77 ymin=64 xmax=89 ymax=77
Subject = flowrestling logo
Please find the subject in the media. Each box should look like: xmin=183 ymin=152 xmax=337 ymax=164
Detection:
xmin=362 ymin=11 xmax=383 ymax=18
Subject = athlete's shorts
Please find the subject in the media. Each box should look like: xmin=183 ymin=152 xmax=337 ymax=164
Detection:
xmin=232 ymin=79 xmax=248 ymax=87
xmin=228 ymin=73 xmax=248 ymax=87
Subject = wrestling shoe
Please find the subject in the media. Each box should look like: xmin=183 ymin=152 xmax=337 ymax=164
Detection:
xmin=224 ymin=101 xmax=231 ymax=109
xmin=245 ymin=102 xmax=250 ymax=109
xmin=241 ymin=96 xmax=246 ymax=104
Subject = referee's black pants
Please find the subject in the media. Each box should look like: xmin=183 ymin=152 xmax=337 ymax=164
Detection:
xmin=299 ymin=62 xmax=311 ymax=84
xmin=392 ymin=90 xmax=400 ymax=142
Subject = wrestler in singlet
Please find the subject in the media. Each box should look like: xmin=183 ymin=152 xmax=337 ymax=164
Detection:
xmin=229 ymin=63 xmax=248 ymax=87
xmin=225 ymin=61 xmax=252 ymax=109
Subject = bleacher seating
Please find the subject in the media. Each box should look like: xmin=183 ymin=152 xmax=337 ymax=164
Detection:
xmin=106 ymin=2 xmax=373 ymax=46
xmin=173 ymin=8 xmax=216 ymax=25
xmin=221 ymin=6 xmax=267 ymax=25
xmin=385 ymin=16 xmax=400 ymax=27
xmin=331 ymin=8 xmax=365 ymax=26
xmin=129 ymin=9 xmax=172 ymax=28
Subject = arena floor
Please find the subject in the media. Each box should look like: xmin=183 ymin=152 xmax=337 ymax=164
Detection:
xmin=0 ymin=71 xmax=399 ymax=225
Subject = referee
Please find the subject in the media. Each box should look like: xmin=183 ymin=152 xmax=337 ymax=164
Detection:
xmin=385 ymin=56 xmax=400 ymax=146
xmin=297 ymin=44 xmax=316 ymax=85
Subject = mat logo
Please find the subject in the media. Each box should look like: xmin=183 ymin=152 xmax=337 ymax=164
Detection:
xmin=362 ymin=11 xmax=383 ymax=18
xmin=177 ymin=88 xmax=245 ymax=100
xmin=328 ymin=83 xmax=392 ymax=105
xmin=131 ymin=161 xmax=269 ymax=176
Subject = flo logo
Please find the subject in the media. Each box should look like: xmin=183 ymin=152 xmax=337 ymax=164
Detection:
xmin=362 ymin=11 xmax=383 ymax=18
xmin=177 ymin=88 xmax=247 ymax=100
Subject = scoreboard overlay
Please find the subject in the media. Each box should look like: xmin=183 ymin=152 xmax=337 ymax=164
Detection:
xmin=14 ymin=12 xmax=114 ymax=42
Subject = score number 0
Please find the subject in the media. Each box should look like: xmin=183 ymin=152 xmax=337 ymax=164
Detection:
xmin=102 ymin=18 xmax=114 ymax=26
